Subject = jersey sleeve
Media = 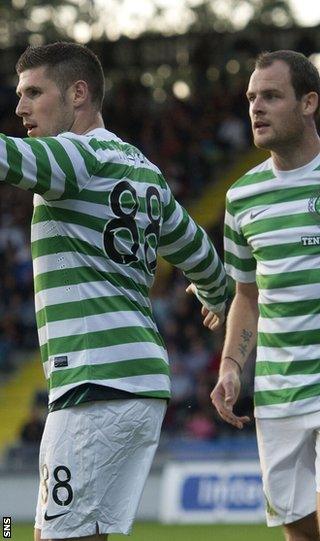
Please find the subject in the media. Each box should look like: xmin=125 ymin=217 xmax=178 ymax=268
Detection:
xmin=224 ymin=192 xmax=256 ymax=283
xmin=0 ymin=132 xmax=98 ymax=200
xmin=158 ymin=183 xmax=227 ymax=313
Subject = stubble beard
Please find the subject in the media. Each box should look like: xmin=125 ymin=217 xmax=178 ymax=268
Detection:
xmin=253 ymin=120 xmax=304 ymax=153
xmin=52 ymin=96 xmax=75 ymax=136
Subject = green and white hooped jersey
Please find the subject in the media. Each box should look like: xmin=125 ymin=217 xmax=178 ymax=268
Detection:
xmin=0 ymin=128 xmax=226 ymax=404
xmin=225 ymin=153 xmax=320 ymax=419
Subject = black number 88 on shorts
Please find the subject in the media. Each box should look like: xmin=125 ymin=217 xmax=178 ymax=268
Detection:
xmin=42 ymin=464 xmax=74 ymax=507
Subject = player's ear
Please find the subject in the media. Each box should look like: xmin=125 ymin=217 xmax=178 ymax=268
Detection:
xmin=72 ymin=80 xmax=89 ymax=107
xmin=301 ymin=91 xmax=318 ymax=117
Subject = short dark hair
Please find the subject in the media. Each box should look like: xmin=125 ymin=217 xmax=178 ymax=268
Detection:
xmin=255 ymin=50 xmax=320 ymax=117
xmin=16 ymin=41 xmax=105 ymax=110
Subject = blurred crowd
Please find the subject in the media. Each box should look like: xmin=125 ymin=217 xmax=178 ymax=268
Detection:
xmin=0 ymin=71 xmax=255 ymax=466
xmin=0 ymin=183 xmax=35 ymax=374
xmin=104 ymin=76 xmax=250 ymax=203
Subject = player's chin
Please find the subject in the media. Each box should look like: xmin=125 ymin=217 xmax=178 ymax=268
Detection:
xmin=253 ymin=135 xmax=273 ymax=149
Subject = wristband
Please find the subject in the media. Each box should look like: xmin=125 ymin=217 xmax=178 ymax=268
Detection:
xmin=223 ymin=356 xmax=243 ymax=374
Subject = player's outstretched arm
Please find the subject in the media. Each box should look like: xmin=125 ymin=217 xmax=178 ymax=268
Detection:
xmin=210 ymin=281 xmax=258 ymax=429
xmin=158 ymin=186 xmax=227 ymax=314
xmin=0 ymin=133 xmax=97 ymax=199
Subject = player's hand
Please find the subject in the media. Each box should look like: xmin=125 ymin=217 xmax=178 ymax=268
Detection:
xmin=210 ymin=372 xmax=250 ymax=429
xmin=185 ymin=284 xmax=225 ymax=330
xmin=200 ymin=305 xmax=225 ymax=330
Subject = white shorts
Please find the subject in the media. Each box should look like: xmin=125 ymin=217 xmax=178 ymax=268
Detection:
xmin=35 ymin=398 xmax=166 ymax=539
xmin=256 ymin=410 xmax=320 ymax=527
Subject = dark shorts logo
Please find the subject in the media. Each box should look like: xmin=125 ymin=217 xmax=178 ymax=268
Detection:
xmin=44 ymin=510 xmax=70 ymax=521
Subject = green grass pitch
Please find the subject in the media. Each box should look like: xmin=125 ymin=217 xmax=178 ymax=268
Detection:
xmin=13 ymin=522 xmax=283 ymax=540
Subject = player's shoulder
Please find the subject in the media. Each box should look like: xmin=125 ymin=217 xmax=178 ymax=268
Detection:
xmin=227 ymin=157 xmax=274 ymax=200
xmin=59 ymin=128 xmax=168 ymax=190
xmin=230 ymin=157 xmax=274 ymax=190
xmin=58 ymin=128 xmax=120 ymax=152
xmin=69 ymin=128 xmax=163 ymax=176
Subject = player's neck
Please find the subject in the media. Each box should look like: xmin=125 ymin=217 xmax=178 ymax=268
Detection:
xmin=69 ymin=111 xmax=105 ymax=136
xmin=271 ymin=133 xmax=320 ymax=172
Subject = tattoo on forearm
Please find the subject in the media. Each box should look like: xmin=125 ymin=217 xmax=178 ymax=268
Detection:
xmin=238 ymin=328 xmax=253 ymax=358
